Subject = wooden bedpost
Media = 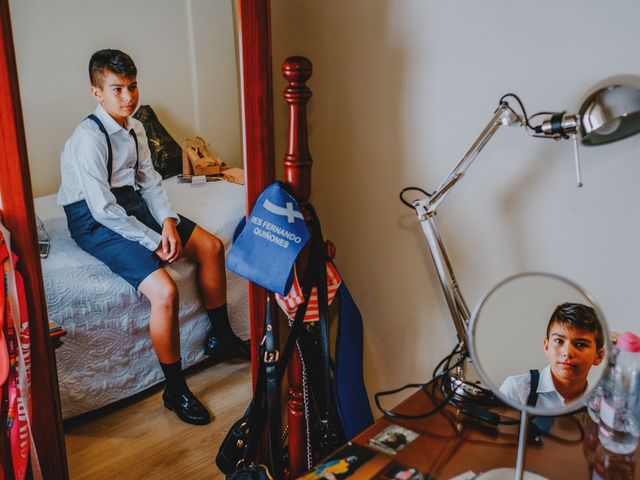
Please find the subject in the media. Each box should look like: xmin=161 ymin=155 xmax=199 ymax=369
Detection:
xmin=236 ymin=2 xmax=276 ymax=469
xmin=236 ymin=0 xmax=275 ymax=386
xmin=282 ymin=56 xmax=313 ymax=478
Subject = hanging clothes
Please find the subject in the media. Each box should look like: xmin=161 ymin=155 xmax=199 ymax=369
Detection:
xmin=275 ymin=262 xmax=341 ymax=323
xmin=0 ymin=227 xmax=32 ymax=480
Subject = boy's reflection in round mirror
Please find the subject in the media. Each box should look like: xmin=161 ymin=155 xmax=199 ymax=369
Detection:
xmin=500 ymin=303 xmax=605 ymax=408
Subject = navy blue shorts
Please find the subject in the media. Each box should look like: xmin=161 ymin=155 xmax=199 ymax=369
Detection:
xmin=64 ymin=186 xmax=196 ymax=289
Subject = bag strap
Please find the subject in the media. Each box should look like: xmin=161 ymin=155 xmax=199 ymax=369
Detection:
xmin=527 ymin=369 xmax=540 ymax=407
xmin=309 ymin=217 xmax=337 ymax=454
xmin=263 ymin=297 xmax=281 ymax=475
xmin=292 ymin=205 xmax=343 ymax=456
xmin=242 ymin=280 xmax=314 ymax=468
xmin=242 ymin=213 xmax=337 ymax=475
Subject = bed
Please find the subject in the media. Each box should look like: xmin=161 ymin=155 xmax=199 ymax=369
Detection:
xmin=34 ymin=178 xmax=248 ymax=419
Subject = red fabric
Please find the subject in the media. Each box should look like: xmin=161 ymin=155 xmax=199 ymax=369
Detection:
xmin=0 ymin=237 xmax=7 ymax=386
xmin=0 ymin=231 xmax=31 ymax=480
xmin=275 ymin=262 xmax=341 ymax=322
xmin=0 ymin=233 xmax=6 ymax=480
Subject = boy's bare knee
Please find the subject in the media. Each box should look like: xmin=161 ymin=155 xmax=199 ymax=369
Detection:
xmin=156 ymin=280 xmax=178 ymax=307
xmin=184 ymin=228 xmax=224 ymax=261
xmin=197 ymin=231 xmax=223 ymax=258
xmin=209 ymin=235 xmax=224 ymax=257
xmin=140 ymin=271 xmax=178 ymax=307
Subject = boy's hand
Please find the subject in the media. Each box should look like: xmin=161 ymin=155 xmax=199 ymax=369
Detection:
xmin=155 ymin=218 xmax=182 ymax=263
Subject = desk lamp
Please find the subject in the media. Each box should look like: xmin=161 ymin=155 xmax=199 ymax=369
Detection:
xmin=405 ymin=83 xmax=640 ymax=392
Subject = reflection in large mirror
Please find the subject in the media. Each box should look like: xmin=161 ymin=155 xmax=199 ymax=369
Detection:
xmin=469 ymin=272 xmax=610 ymax=479
xmin=8 ymin=0 xmax=252 ymax=477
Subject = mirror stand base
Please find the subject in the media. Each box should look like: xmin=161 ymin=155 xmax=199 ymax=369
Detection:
xmin=474 ymin=468 xmax=548 ymax=480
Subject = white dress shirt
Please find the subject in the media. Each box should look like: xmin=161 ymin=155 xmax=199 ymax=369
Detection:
xmin=57 ymin=103 xmax=178 ymax=251
xmin=499 ymin=365 xmax=566 ymax=409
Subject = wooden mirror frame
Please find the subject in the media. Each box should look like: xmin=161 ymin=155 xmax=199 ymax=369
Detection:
xmin=0 ymin=0 xmax=274 ymax=477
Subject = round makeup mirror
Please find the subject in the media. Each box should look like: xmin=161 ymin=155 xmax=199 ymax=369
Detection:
xmin=468 ymin=272 xmax=610 ymax=479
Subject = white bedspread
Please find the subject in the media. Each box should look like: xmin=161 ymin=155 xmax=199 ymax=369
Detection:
xmin=34 ymin=178 xmax=248 ymax=419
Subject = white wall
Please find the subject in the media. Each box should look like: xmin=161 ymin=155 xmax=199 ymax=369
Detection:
xmin=10 ymin=0 xmax=241 ymax=197
xmin=271 ymin=1 xmax=640 ymax=410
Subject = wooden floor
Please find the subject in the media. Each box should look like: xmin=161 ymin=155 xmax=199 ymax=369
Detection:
xmin=63 ymin=359 xmax=252 ymax=480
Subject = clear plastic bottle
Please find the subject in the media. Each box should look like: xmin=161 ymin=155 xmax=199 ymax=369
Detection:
xmin=598 ymin=331 xmax=640 ymax=454
xmin=591 ymin=444 xmax=636 ymax=480
xmin=587 ymin=348 xmax=618 ymax=423
xmin=583 ymin=414 xmax=601 ymax=471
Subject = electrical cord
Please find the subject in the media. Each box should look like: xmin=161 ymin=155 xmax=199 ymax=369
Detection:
xmin=375 ymin=343 xmax=521 ymax=426
xmin=374 ymin=344 xmax=466 ymax=419
xmin=432 ymin=339 xmax=525 ymax=427
xmin=498 ymin=93 xmax=534 ymax=131
xmin=435 ymin=356 xmax=585 ymax=441
xmin=433 ymin=348 xmax=520 ymax=427
xmin=399 ymin=187 xmax=433 ymax=209
xmin=374 ymin=348 xmax=584 ymax=448
xmin=375 ymin=343 xmax=512 ymax=426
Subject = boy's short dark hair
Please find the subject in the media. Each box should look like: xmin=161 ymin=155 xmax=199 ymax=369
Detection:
xmin=547 ymin=302 xmax=604 ymax=350
xmin=89 ymin=49 xmax=137 ymax=87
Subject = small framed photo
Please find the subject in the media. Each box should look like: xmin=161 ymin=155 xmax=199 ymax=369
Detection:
xmin=368 ymin=424 xmax=419 ymax=456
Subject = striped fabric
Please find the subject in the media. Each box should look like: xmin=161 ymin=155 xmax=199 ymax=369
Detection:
xmin=275 ymin=262 xmax=342 ymax=323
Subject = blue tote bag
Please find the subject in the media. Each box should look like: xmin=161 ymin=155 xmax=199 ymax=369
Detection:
xmin=226 ymin=182 xmax=310 ymax=295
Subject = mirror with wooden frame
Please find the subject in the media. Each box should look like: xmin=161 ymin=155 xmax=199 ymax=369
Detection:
xmin=0 ymin=0 xmax=273 ymax=477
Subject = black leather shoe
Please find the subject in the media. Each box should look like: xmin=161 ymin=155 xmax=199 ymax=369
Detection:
xmin=204 ymin=335 xmax=251 ymax=362
xmin=162 ymin=388 xmax=211 ymax=425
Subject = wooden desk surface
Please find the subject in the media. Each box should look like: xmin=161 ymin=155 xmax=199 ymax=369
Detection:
xmin=345 ymin=387 xmax=639 ymax=479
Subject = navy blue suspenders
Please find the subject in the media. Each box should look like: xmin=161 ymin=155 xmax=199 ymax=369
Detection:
xmin=87 ymin=114 xmax=139 ymax=185
xmin=527 ymin=369 xmax=540 ymax=407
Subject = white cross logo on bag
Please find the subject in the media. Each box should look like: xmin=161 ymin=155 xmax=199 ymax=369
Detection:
xmin=263 ymin=199 xmax=304 ymax=223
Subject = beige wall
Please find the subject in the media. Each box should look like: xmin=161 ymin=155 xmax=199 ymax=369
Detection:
xmin=10 ymin=0 xmax=241 ymax=197
xmin=271 ymin=1 xmax=640 ymax=410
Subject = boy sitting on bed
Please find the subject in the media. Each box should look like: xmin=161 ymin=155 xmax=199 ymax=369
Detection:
xmin=57 ymin=49 xmax=249 ymax=425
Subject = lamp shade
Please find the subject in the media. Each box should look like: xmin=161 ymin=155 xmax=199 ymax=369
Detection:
xmin=579 ymin=84 xmax=640 ymax=145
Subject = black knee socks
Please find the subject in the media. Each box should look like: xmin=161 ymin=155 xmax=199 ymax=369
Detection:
xmin=160 ymin=359 xmax=189 ymax=395
xmin=207 ymin=303 xmax=234 ymax=338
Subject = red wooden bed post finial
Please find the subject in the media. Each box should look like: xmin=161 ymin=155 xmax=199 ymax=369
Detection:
xmin=282 ymin=55 xmax=313 ymax=478
xmin=282 ymin=56 xmax=313 ymax=207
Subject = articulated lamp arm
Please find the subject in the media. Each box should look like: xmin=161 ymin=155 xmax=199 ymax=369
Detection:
xmin=411 ymin=102 xmax=522 ymax=350
xmin=428 ymin=103 xmax=523 ymax=213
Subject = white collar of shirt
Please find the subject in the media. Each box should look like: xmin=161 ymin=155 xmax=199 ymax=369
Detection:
xmin=93 ymin=103 xmax=131 ymax=135
xmin=537 ymin=365 xmax=566 ymax=404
